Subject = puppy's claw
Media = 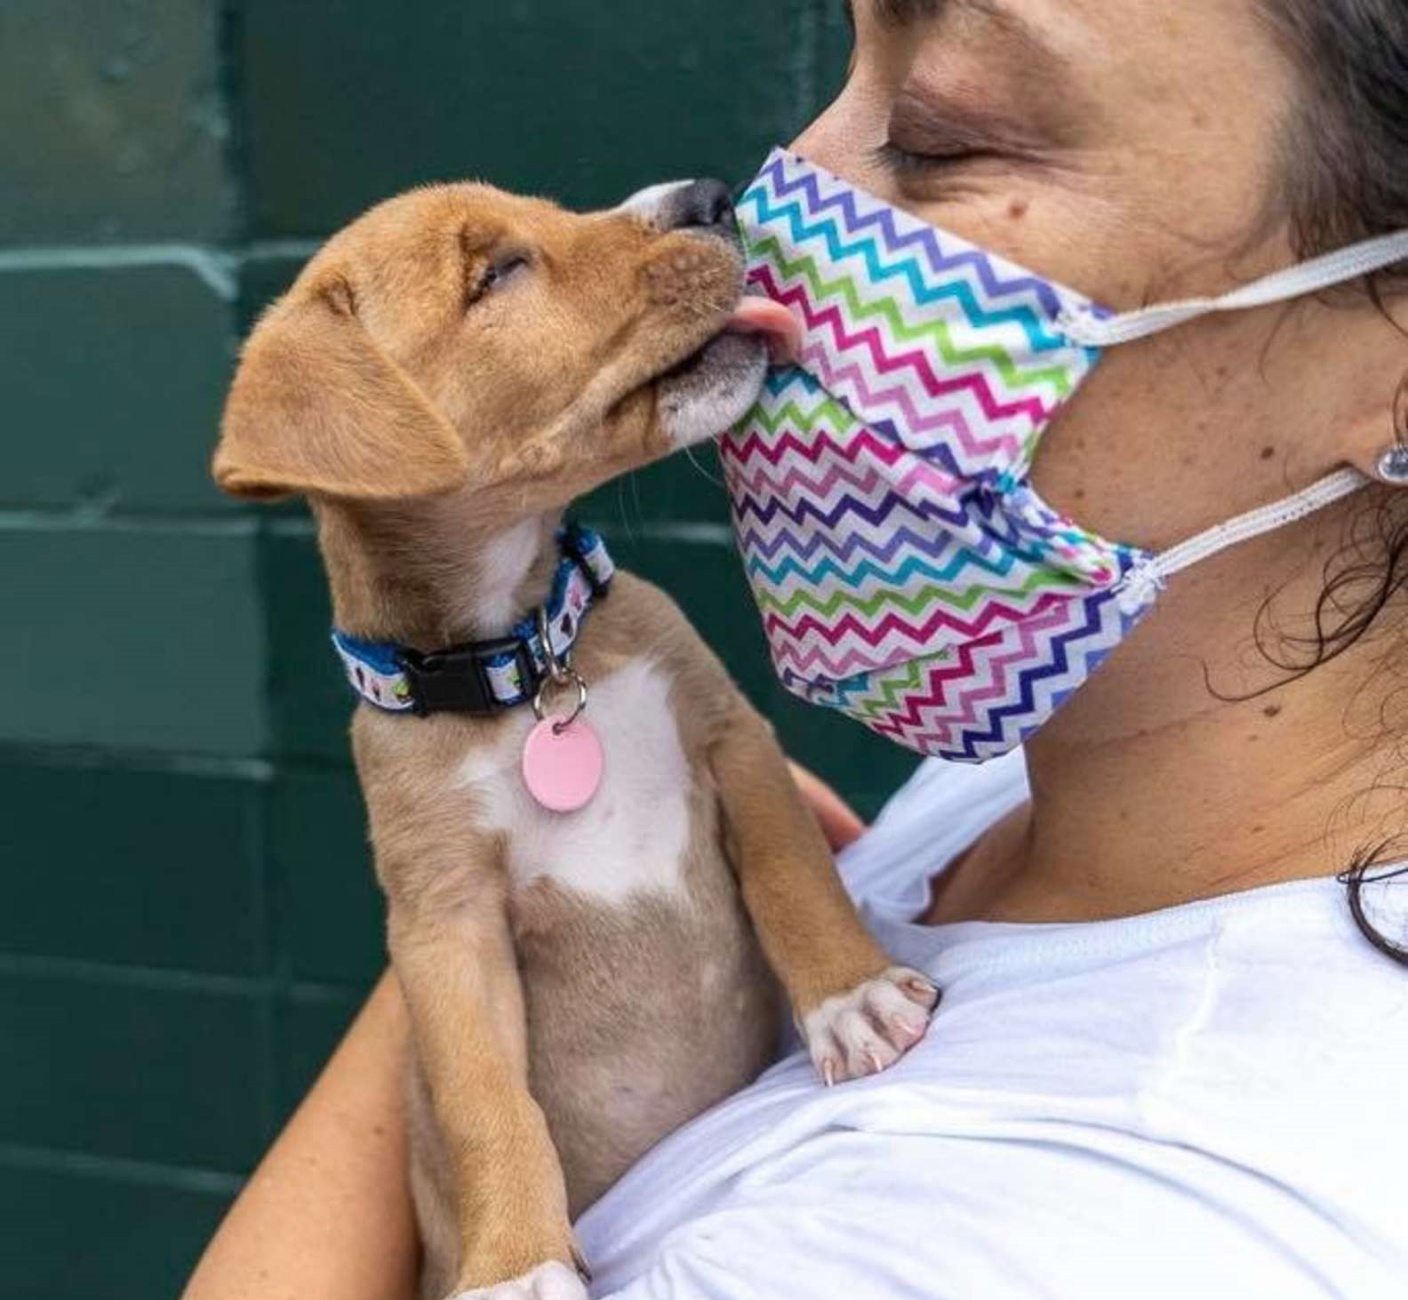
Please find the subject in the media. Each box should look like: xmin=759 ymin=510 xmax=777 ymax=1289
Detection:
xmin=900 ymin=973 xmax=941 ymax=1009
xmin=801 ymin=965 xmax=939 ymax=1086
xmin=887 ymin=1013 xmax=927 ymax=1046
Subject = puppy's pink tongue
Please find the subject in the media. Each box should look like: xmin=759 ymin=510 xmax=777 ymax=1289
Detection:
xmin=725 ymin=297 xmax=804 ymax=365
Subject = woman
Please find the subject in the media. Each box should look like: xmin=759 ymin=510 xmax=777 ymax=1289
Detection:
xmin=186 ymin=1 xmax=1408 ymax=1296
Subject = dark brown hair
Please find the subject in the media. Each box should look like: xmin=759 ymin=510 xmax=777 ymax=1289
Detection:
xmin=1263 ymin=1 xmax=1408 ymax=259
xmin=1261 ymin=0 xmax=1408 ymax=963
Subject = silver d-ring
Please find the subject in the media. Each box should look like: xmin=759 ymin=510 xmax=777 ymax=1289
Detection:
xmin=532 ymin=668 xmax=589 ymax=733
xmin=535 ymin=606 xmax=571 ymax=685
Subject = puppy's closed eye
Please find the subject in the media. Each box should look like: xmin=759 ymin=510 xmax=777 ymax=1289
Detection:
xmin=478 ymin=252 xmax=531 ymax=297
xmin=462 ymin=228 xmax=533 ymax=310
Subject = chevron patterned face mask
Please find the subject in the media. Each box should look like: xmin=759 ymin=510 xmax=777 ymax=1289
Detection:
xmin=720 ymin=149 xmax=1408 ymax=762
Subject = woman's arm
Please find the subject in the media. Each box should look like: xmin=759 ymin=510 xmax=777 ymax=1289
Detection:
xmin=787 ymin=761 xmax=867 ymax=853
xmin=182 ymin=971 xmax=420 ymax=1300
xmin=182 ymin=765 xmax=864 ymax=1300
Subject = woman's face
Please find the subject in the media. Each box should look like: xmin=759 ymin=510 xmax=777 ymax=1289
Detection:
xmin=794 ymin=0 xmax=1403 ymax=554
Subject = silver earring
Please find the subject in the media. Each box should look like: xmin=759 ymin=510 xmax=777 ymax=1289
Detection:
xmin=1377 ymin=445 xmax=1408 ymax=485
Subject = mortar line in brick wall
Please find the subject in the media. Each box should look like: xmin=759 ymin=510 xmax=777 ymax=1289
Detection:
xmin=0 ymin=244 xmax=239 ymax=299
xmin=0 ymin=743 xmax=272 ymax=781
xmin=0 ymin=504 xmax=741 ymax=546
xmin=264 ymin=516 xmax=317 ymax=538
xmin=0 ymin=951 xmax=358 ymax=1003
xmin=247 ymin=779 xmax=276 ymax=982
xmin=264 ymin=516 xmax=739 ymax=548
xmin=215 ymin=0 xmax=252 ymax=247
xmin=0 ymin=506 xmax=258 ymax=535
xmin=245 ymin=238 xmax=323 ymax=263
xmin=0 ymin=1139 xmax=245 ymax=1196
xmin=246 ymin=743 xmax=284 ymax=1142
xmin=601 ymin=521 xmax=737 ymax=547
xmin=0 ymin=239 xmax=322 ymax=291
xmin=794 ymin=0 xmax=821 ymax=126
xmin=0 ymin=506 xmax=734 ymax=548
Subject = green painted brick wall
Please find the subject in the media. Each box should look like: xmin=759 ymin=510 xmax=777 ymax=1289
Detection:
xmin=0 ymin=4 xmax=917 ymax=1295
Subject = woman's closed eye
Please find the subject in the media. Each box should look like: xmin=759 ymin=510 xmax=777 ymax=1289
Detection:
xmin=875 ymin=86 xmax=1058 ymax=185
xmin=871 ymin=138 xmax=998 ymax=176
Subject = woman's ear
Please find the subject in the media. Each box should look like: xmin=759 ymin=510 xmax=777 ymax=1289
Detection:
xmin=212 ymin=280 xmax=470 ymax=501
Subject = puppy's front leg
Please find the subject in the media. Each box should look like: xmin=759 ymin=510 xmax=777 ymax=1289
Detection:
xmin=711 ymin=702 xmax=939 ymax=1084
xmin=388 ymin=902 xmax=586 ymax=1300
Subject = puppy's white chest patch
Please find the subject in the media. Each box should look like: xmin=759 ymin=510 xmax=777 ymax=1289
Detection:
xmin=454 ymin=660 xmax=692 ymax=905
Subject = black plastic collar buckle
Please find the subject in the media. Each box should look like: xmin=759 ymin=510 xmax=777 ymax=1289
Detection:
xmin=398 ymin=637 xmax=541 ymax=717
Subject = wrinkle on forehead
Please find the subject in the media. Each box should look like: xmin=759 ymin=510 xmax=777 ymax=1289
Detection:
xmin=851 ymin=0 xmax=1077 ymax=72
xmin=874 ymin=0 xmax=944 ymax=23
xmin=849 ymin=0 xmax=1006 ymax=29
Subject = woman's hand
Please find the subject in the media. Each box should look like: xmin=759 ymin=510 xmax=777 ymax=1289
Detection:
xmin=788 ymin=761 xmax=868 ymax=852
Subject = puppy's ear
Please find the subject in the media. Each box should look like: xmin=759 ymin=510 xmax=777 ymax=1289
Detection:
xmin=213 ymin=280 xmax=470 ymax=501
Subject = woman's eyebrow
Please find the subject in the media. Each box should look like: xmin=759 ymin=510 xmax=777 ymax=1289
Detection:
xmin=871 ymin=0 xmax=946 ymax=22
xmin=847 ymin=0 xmax=1071 ymax=76
xmin=844 ymin=0 xmax=965 ymax=25
xmin=850 ymin=0 xmax=1057 ymax=44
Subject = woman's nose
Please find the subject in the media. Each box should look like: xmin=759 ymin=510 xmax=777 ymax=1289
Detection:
xmin=790 ymin=99 xmax=859 ymax=183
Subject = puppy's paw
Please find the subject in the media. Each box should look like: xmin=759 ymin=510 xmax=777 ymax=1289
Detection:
xmin=801 ymin=966 xmax=940 ymax=1085
xmin=450 ymin=1260 xmax=589 ymax=1300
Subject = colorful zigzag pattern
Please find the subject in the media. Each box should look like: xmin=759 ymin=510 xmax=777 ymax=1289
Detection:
xmin=720 ymin=150 xmax=1154 ymax=762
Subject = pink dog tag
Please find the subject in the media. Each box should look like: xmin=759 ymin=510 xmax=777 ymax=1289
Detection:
xmin=522 ymin=716 xmax=605 ymax=813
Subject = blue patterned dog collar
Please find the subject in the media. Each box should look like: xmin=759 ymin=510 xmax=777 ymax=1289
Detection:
xmin=331 ymin=524 xmax=615 ymax=717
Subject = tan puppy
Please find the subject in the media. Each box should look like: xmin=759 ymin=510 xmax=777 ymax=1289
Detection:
xmin=213 ymin=178 xmax=937 ymax=1300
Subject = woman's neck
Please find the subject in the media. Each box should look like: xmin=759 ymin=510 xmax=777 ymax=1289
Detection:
xmin=925 ymin=496 xmax=1407 ymax=924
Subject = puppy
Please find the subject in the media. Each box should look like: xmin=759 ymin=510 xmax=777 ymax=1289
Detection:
xmin=213 ymin=177 xmax=937 ymax=1300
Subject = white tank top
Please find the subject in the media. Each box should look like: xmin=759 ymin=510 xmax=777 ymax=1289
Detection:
xmin=578 ymin=751 xmax=1408 ymax=1299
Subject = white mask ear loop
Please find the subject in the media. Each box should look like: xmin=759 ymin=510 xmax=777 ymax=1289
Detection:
xmin=1114 ymin=467 xmax=1371 ymax=615
xmin=1060 ymin=231 xmax=1408 ymax=348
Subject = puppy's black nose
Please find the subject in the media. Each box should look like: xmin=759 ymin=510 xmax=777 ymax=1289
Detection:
xmin=666 ymin=178 xmax=736 ymax=234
